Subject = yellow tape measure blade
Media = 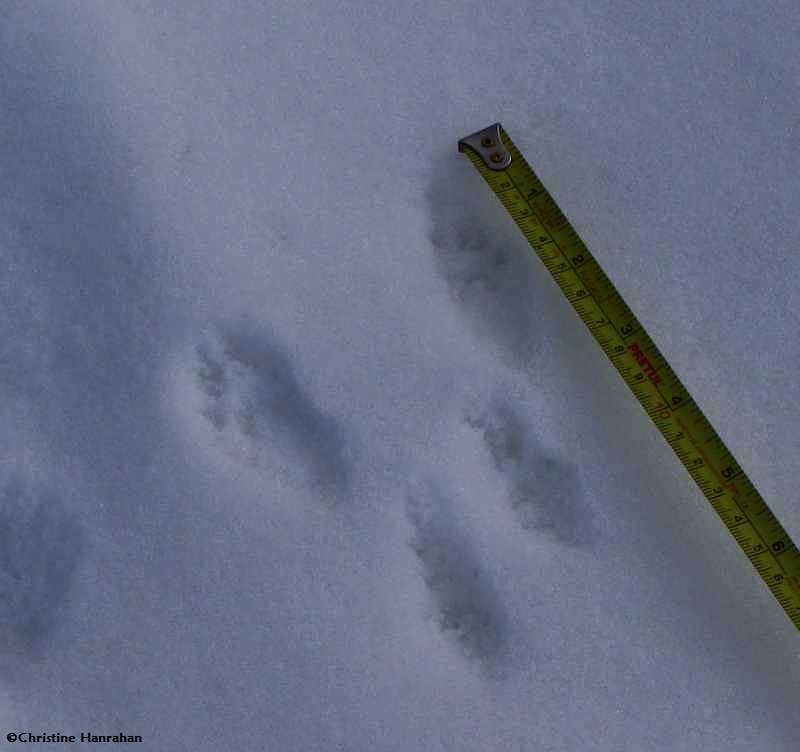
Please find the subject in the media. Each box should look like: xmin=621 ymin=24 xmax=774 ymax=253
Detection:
xmin=458 ymin=123 xmax=800 ymax=631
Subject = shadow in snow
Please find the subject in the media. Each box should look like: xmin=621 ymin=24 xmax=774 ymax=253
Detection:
xmin=0 ymin=8 xmax=181 ymax=506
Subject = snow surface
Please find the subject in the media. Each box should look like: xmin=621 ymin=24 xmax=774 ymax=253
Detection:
xmin=1 ymin=1 xmax=799 ymax=749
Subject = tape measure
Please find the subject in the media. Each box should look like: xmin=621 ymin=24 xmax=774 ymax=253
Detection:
xmin=458 ymin=123 xmax=800 ymax=631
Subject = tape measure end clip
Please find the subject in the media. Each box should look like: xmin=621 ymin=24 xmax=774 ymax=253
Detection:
xmin=458 ymin=123 xmax=511 ymax=171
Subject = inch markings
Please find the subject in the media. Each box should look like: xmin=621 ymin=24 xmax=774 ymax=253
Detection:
xmin=458 ymin=122 xmax=800 ymax=632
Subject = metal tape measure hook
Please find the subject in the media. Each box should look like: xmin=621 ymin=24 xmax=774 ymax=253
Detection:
xmin=458 ymin=123 xmax=512 ymax=170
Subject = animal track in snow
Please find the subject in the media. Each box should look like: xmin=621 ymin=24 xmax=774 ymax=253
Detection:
xmin=466 ymin=396 xmax=596 ymax=548
xmin=190 ymin=318 xmax=351 ymax=497
xmin=405 ymin=480 xmax=509 ymax=673
xmin=422 ymin=154 xmax=547 ymax=372
xmin=0 ymin=471 xmax=82 ymax=650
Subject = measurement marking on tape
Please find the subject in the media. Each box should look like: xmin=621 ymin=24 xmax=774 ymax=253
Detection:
xmin=458 ymin=122 xmax=800 ymax=632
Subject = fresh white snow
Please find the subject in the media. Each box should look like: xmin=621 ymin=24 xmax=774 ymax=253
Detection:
xmin=1 ymin=1 xmax=799 ymax=749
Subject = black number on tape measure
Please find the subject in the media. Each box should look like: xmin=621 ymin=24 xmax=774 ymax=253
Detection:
xmin=575 ymin=289 xmax=586 ymax=298
xmin=772 ymin=540 xmax=786 ymax=553
xmin=614 ymin=345 xmax=624 ymax=354
xmin=692 ymin=457 xmax=703 ymax=467
xmin=774 ymin=573 xmax=784 ymax=583
xmin=620 ymin=323 xmax=634 ymax=336
xmin=672 ymin=395 xmax=683 ymax=406
xmin=722 ymin=466 xmax=735 ymax=479
xmin=652 ymin=402 xmax=671 ymax=420
xmin=752 ymin=543 xmax=764 ymax=553
xmin=674 ymin=432 xmax=684 ymax=440
xmin=572 ymin=254 xmax=585 ymax=265
xmin=634 ymin=372 xmax=644 ymax=381
xmin=734 ymin=516 xmax=743 ymax=522
xmin=712 ymin=486 xmax=723 ymax=495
